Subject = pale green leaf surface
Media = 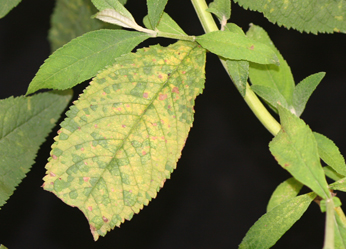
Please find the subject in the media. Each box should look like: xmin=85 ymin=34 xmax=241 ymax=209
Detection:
xmin=0 ymin=0 xmax=21 ymax=18
xmin=0 ymin=90 xmax=72 ymax=209
xmin=147 ymin=0 xmax=168 ymax=29
xmin=196 ymin=31 xmax=279 ymax=65
xmin=43 ymin=41 xmax=206 ymax=240
xmin=293 ymin=72 xmax=325 ymax=117
xmin=269 ymin=106 xmax=330 ymax=199
xmin=0 ymin=244 xmax=8 ymax=249
xmin=224 ymin=23 xmax=248 ymax=97
xmin=251 ymin=85 xmax=289 ymax=111
xmin=267 ymin=177 xmax=303 ymax=212
xmin=239 ymin=193 xmax=316 ymax=249
xmin=49 ymin=0 xmax=117 ymax=52
xmin=234 ymin=0 xmax=346 ymax=34
xmin=27 ymin=30 xmax=149 ymax=95
xmin=246 ymin=25 xmax=295 ymax=106
xmin=324 ymin=166 xmax=345 ymax=182
xmin=143 ymin=12 xmax=187 ymax=36
xmin=335 ymin=212 xmax=346 ymax=249
xmin=314 ymin=132 xmax=346 ymax=176
xmin=207 ymin=0 xmax=231 ymax=21
xmin=330 ymin=177 xmax=346 ymax=192
xmin=92 ymin=0 xmax=133 ymax=21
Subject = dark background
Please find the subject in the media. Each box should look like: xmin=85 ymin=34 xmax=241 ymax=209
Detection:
xmin=1 ymin=0 xmax=346 ymax=248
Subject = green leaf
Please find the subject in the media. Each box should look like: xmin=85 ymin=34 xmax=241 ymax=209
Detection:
xmin=207 ymin=0 xmax=231 ymax=22
xmin=147 ymin=0 xmax=169 ymax=29
xmin=335 ymin=212 xmax=346 ymax=249
xmin=269 ymin=106 xmax=330 ymax=199
xmin=0 ymin=0 xmax=21 ymax=18
xmin=92 ymin=0 xmax=133 ymax=21
xmin=42 ymin=41 xmax=206 ymax=240
xmin=251 ymin=85 xmax=289 ymax=111
xmin=196 ymin=31 xmax=279 ymax=65
xmin=0 ymin=90 xmax=72 ymax=209
xmin=234 ymin=0 xmax=346 ymax=34
xmin=224 ymin=23 xmax=249 ymax=97
xmin=0 ymin=244 xmax=8 ymax=249
xmin=314 ymin=132 xmax=346 ymax=176
xmin=324 ymin=166 xmax=345 ymax=182
xmin=267 ymin=177 xmax=303 ymax=212
xmin=246 ymin=24 xmax=295 ymax=107
xmin=143 ymin=12 xmax=187 ymax=36
xmin=49 ymin=0 xmax=114 ymax=52
xmin=239 ymin=192 xmax=316 ymax=249
xmin=26 ymin=30 xmax=149 ymax=95
xmin=330 ymin=177 xmax=346 ymax=192
xmin=293 ymin=72 xmax=325 ymax=117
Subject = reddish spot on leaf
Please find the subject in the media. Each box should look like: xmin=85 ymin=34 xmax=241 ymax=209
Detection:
xmin=168 ymin=105 xmax=171 ymax=109
xmin=94 ymin=124 xmax=98 ymax=128
xmin=158 ymin=74 xmax=163 ymax=79
xmin=52 ymin=155 xmax=57 ymax=160
xmin=143 ymin=92 xmax=148 ymax=98
xmin=88 ymin=206 xmax=93 ymax=211
xmin=102 ymin=92 xmax=106 ymax=95
xmin=284 ymin=163 xmax=290 ymax=168
xmin=122 ymin=124 xmax=126 ymax=128
xmin=83 ymin=177 xmax=90 ymax=182
xmin=152 ymin=123 xmax=157 ymax=126
xmin=159 ymin=94 xmax=167 ymax=100
xmin=152 ymin=59 xmax=156 ymax=62
xmin=57 ymin=130 xmax=62 ymax=134
xmin=182 ymin=71 xmax=186 ymax=74
xmin=172 ymin=87 xmax=179 ymax=94
xmin=249 ymin=45 xmax=254 ymax=50
xmin=103 ymin=216 xmax=109 ymax=223
xmin=142 ymin=151 xmax=146 ymax=155
xmin=117 ymin=107 xmax=122 ymax=111
xmin=50 ymin=172 xmax=56 ymax=177
xmin=81 ymin=147 xmax=85 ymax=151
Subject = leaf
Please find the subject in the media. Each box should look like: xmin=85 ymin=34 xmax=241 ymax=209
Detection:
xmin=246 ymin=24 xmax=295 ymax=107
xmin=293 ymin=72 xmax=325 ymax=117
xmin=224 ymin=23 xmax=249 ymax=97
xmin=92 ymin=0 xmax=133 ymax=21
xmin=49 ymin=0 xmax=114 ymax=52
xmin=269 ymin=105 xmax=330 ymax=199
xmin=207 ymin=0 xmax=231 ymax=22
xmin=239 ymin=192 xmax=316 ymax=249
xmin=196 ymin=31 xmax=279 ymax=65
xmin=0 ymin=0 xmax=21 ymax=18
xmin=314 ymin=132 xmax=346 ymax=176
xmin=143 ymin=12 xmax=187 ymax=36
xmin=0 ymin=244 xmax=8 ymax=249
xmin=146 ymin=0 xmax=169 ymax=29
xmin=42 ymin=41 xmax=206 ymax=240
xmin=324 ymin=166 xmax=345 ymax=182
xmin=251 ymin=85 xmax=289 ymax=111
xmin=234 ymin=0 xmax=346 ymax=34
xmin=0 ymin=90 xmax=72 ymax=209
xmin=267 ymin=177 xmax=303 ymax=212
xmin=335 ymin=212 xmax=346 ymax=249
xmin=330 ymin=177 xmax=346 ymax=192
xmin=26 ymin=30 xmax=149 ymax=95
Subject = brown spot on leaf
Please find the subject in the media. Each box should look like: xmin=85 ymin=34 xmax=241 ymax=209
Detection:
xmin=284 ymin=163 xmax=290 ymax=168
xmin=172 ymin=87 xmax=179 ymax=94
xmin=102 ymin=92 xmax=106 ymax=95
xmin=122 ymin=124 xmax=126 ymax=128
xmin=52 ymin=155 xmax=57 ymax=160
xmin=158 ymin=74 xmax=163 ymax=79
xmin=87 ymin=206 xmax=93 ymax=211
xmin=143 ymin=92 xmax=148 ymax=98
xmin=249 ymin=45 xmax=254 ymax=50
xmin=182 ymin=71 xmax=186 ymax=74
xmin=50 ymin=172 xmax=56 ymax=177
xmin=102 ymin=216 xmax=109 ymax=223
xmin=81 ymin=147 xmax=85 ymax=151
xmin=142 ymin=151 xmax=146 ymax=155
xmin=159 ymin=94 xmax=167 ymax=100
xmin=83 ymin=177 xmax=90 ymax=182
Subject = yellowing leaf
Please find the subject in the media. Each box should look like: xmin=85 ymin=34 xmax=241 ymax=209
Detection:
xmin=42 ymin=41 xmax=206 ymax=240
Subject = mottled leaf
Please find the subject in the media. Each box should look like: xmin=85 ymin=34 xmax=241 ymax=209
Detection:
xmin=0 ymin=90 xmax=72 ymax=209
xmin=293 ymin=72 xmax=325 ymax=117
xmin=26 ymin=30 xmax=149 ymax=95
xmin=42 ymin=41 xmax=206 ymax=240
xmin=247 ymin=25 xmax=295 ymax=107
xmin=196 ymin=31 xmax=279 ymax=65
xmin=324 ymin=166 xmax=345 ymax=182
xmin=314 ymin=132 xmax=346 ymax=177
xmin=0 ymin=0 xmax=21 ymax=18
xmin=269 ymin=106 xmax=330 ymax=199
xmin=234 ymin=0 xmax=346 ymax=34
xmin=147 ymin=0 xmax=169 ymax=29
xmin=207 ymin=0 xmax=231 ymax=22
xmin=267 ymin=177 xmax=303 ymax=212
xmin=239 ymin=193 xmax=316 ymax=249
xmin=143 ymin=12 xmax=187 ymax=36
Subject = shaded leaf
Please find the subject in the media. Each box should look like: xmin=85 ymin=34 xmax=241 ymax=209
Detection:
xmin=147 ymin=0 xmax=169 ymax=29
xmin=269 ymin=106 xmax=330 ymax=199
xmin=267 ymin=177 xmax=303 ymax=212
xmin=26 ymin=30 xmax=149 ymax=95
xmin=42 ymin=41 xmax=206 ymax=240
xmin=234 ymin=0 xmax=346 ymax=34
xmin=196 ymin=31 xmax=279 ymax=65
xmin=239 ymin=193 xmax=316 ymax=249
xmin=247 ymin=24 xmax=295 ymax=107
xmin=314 ymin=132 xmax=346 ymax=176
xmin=207 ymin=0 xmax=231 ymax=22
xmin=293 ymin=72 xmax=325 ymax=116
xmin=324 ymin=166 xmax=345 ymax=182
xmin=0 ymin=90 xmax=72 ymax=209
xmin=0 ymin=0 xmax=21 ymax=18
xmin=143 ymin=12 xmax=187 ymax=36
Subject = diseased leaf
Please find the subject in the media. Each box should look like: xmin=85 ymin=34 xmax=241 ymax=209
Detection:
xmin=293 ymin=72 xmax=325 ymax=117
xmin=234 ymin=0 xmax=346 ymax=34
xmin=0 ymin=90 xmax=72 ymax=209
xmin=42 ymin=41 xmax=206 ymax=240
xmin=196 ymin=31 xmax=279 ymax=65
xmin=246 ymin=25 xmax=295 ymax=107
xmin=0 ymin=0 xmax=21 ymax=18
xmin=147 ymin=0 xmax=169 ymax=29
xmin=314 ymin=132 xmax=346 ymax=176
xmin=26 ymin=30 xmax=149 ymax=95
xmin=143 ymin=12 xmax=187 ymax=36
xmin=207 ymin=0 xmax=231 ymax=22
xmin=267 ymin=177 xmax=303 ymax=212
xmin=324 ymin=166 xmax=345 ymax=182
xmin=239 ymin=193 xmax=316 ymax=249
xmin=269 ymin=106 xmax=330 ymax=199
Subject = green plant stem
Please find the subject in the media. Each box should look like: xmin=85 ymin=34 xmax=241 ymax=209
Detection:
xmin=190 ymin=0 xmax=281 ymax=136
xmin=156 ymin=31 xmax=196 ymax=42
xmin=323 ymin=198 xmax=335 ymax=249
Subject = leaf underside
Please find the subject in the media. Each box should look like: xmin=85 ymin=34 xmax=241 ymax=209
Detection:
xmin=0 ymin=90 xmax=72 ymax=209
xmin=43 ymin=41 xmax=206 ymax=240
